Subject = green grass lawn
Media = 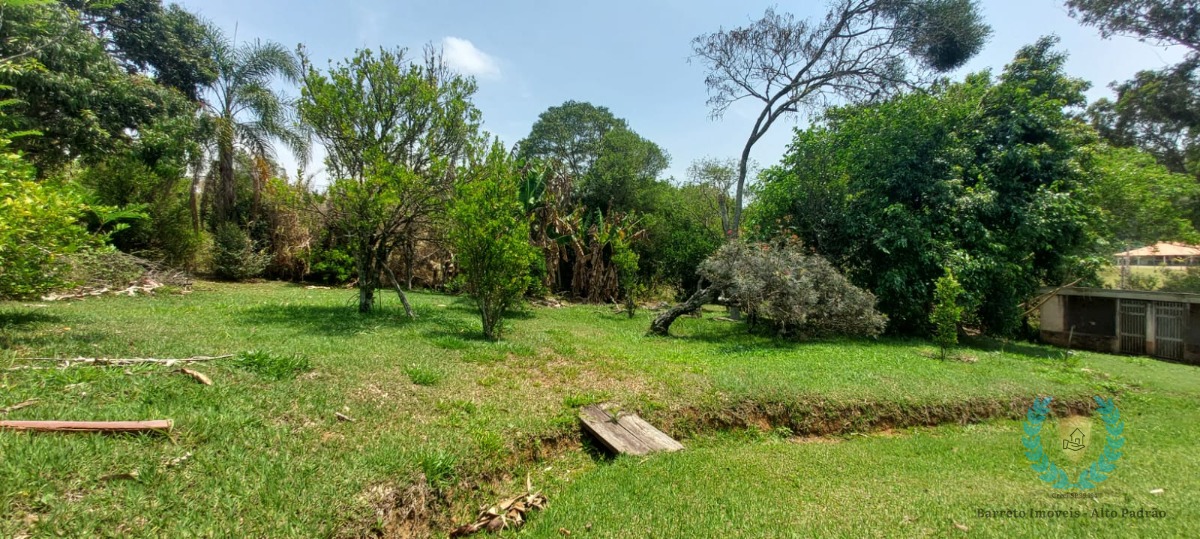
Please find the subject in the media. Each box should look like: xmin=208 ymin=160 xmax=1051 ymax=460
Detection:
xmin=1 ymin=282 xmax=1195 ymax=537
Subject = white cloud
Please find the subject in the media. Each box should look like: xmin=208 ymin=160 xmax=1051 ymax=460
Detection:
xmin=441 ymin=37 xmax=501 ymax=79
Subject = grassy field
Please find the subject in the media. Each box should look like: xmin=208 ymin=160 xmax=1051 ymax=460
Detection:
xmin=1098 ymin=265 xmax=1188 ymax=289
xmin=1 ymin=282 xmax=1196 ymax=537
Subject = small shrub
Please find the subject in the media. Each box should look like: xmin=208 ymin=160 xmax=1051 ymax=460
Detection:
xmin=930 ymin=267 xmax=965 ymax=359
xmin=0 ymin=142 xmax=96 ymax=299
xmin=308 ymin=248 xmax=355 ymax=284
xmin=235 ymin=350 xmax=312 ymax=380
xmin=698 ymin=240 xmax=886 ymax=337
xmin=404 ymin=364 xmax=444 ymax=386
xmin=1125 ymin=271 xmax=1161 ymax=291
xmin=213 ymin=223 xmax=270 ymax=281
xmin=1159 ymin=267 xmax=1200 ymax=294
xmin=450 ymin=140 xmax=538 ymax=340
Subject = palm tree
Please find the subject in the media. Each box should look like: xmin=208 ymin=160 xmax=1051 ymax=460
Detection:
xmin=201 ymin=23 xmax=307 ymax=225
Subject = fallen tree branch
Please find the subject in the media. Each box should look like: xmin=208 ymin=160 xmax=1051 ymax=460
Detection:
xmin=648 ymin=286 xmax=718 ymax=336
xmin=178 ymin=368 xmax=213 ymax=385
xmin=1022 ymin=278 xmax=1083 ymax=319
xmin=1 ymin=399 xmax=38 ymax=414
xmin=0 ymin=420 xmax=173 ymax=434
xmin=20 ymin=355 xmax=234 ymax=367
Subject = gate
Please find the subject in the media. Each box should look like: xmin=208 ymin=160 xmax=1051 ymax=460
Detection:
xmin=1118 ymin=300 xmax=1148 ymax=355
xmin=1155 ymin=301 xmax=1186 ymax=360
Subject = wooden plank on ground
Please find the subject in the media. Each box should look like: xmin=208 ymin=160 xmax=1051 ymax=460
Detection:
xmin=616 ymin=414 xmax=684 ymax=453
xmin=579 ymin=405 xmax=654 ymax=456
xmin=579 ymin=404 xmax=683 ymax=456
xmin=0 ymin=420 xmax=173 ymax=434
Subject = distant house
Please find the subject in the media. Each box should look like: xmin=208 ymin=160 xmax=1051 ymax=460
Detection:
xmin=1114 ymin=242 xmax=1200 ymax=267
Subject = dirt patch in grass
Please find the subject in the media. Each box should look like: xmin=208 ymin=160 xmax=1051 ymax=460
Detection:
xmin=664 ymin=394 xmax=1097 ymax=438
xmin=343 ymin=392 xmax=1102 ymax=537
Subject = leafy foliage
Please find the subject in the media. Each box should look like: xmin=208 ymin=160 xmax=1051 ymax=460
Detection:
xmin=751 ymin=38 xmax=1103 ymax=335
xmin=450 ymin=140 xmax=538 ymax=340
xmin=1159 ymin=266 xmax=1200 ymax=293
xmin=930 ymin=268 xmax=964 ymax=359
xmin=698 ymin=240 xmax=886 ymax=337
xmin=0 ymin=2 xmax=194 ymax=171
xmin=517 ymin=100 xmax=628 ymax=180
xmin=66 ymin=0 xmax=218 ymax=100
xmin=1065 ymin=0 xmax=1199 ymax=50
xmin=212 ymin=222 xmax=269 ymax=281
xmin=0 ymin=137 xmax=96 ymax=298
xmin=1080 ymin=144 xmax=1199 ymax=244
xmin=300 ymin=46 xmax=480 ymax=314
xmin=1070 ymin=1 xmax=1200 ymax=222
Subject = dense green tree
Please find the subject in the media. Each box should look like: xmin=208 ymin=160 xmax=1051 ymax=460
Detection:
xmin=751 ymin=38 xmax=1103 ymax=335
xmin=299 ymin=46 xmax=481 ymax=314
xmin=691 ymin=0 xmax=990 ymax=238
xmin=1065 ymin=0 xmax=1198 ymax=51
xmin=451 ymin=140 xmax=538 ymax=340
xmin=0 ymin=2 xmax=191 ymax=171
xmin=202 ymin=23 xmax=307 ymax=225
xmin=66 ymin=0 xmax=217 ymax=99
xmin=579 ymin=126 xmax=669 ymax=215
xmin=517 ymin=101 xmax=627 ymax=180
xmin=0 ymin=134 xmax=97 ymax=298
xmin=1069 ymin=1 xmax=1200 ymax=215
xmin=1080 ymin=144 xmax=1199 ymax=245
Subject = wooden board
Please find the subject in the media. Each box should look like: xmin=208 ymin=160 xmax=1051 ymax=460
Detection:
xmin=616 ymin=414 xmax=684 ymax=452
xmin=579 ymin=404 xmax=682 ymax=456
xmin=0 ymin=420 xmax=173 ymax=433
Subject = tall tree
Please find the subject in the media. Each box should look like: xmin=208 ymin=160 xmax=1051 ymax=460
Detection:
xmin=1065 ymin=0 xmax=1199 ymax=52
xmin=299 ymin=46 xmax=481 ymax=314
xmin=201 ymin=23 xmax=307 ymax=226
xmin=66 ymin=0 xmax=218 ymax=99
xmin=579 ymin=126 xmax=669 ymax=215
xmin=517 ymin=101 xmax=627 ymax=180
xmin=751 ymin=38 xmax=1103 ymax=335
xmin=692 ymin=0 xmax=990 ymax=238
xmin=1068 ymin=1 xmax=1200 ymax=216
xmin=686 ymin=157 xmax=739 ymax=237
xmin=0 ymin=1 xmax=191 ymax=170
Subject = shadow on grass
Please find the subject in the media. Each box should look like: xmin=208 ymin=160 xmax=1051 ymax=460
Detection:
xmin=0 ymin=310 xmax=62 ymax=328
xmin=238 ymin=303 xmax=467 ymax=336
xmin=962 ymin=335 xmax=1062 ymax=360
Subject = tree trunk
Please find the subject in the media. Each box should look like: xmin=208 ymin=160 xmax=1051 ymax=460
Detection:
xmin=358 ymin=281 xmax=375 ymax=313
xmin=356 ymin=247 xmax=374 ymax=313
xmin=648 ymin=286 xmax=717 ymax=337
xmin=217 ymin=138 xmax=236 ymax=225
xmin=404 ymin=239 xmax=415 ymax=290
xmin=189 ymin=167 xmax=202 ymax=235
xmin=383 ymin=264 xmax=416 ymax=319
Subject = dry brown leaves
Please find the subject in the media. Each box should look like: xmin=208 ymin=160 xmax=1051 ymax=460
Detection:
xmin=449 ymin=478 xmax=547 ymax=538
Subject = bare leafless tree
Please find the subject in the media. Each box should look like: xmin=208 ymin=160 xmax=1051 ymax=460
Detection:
xmin=692 ymin=0 xmax=989 ymax=238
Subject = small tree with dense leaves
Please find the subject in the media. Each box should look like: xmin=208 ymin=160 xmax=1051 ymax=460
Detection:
xmin=0 ymin=136 xmax=96 ymax=299
xmin=451 ymin=141 xmax=539 ymax=340
xmin=930 ymin=267 xmax=964 ymax=359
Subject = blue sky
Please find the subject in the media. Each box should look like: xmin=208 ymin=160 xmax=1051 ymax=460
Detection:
xmin=180 ymin=0 xmax=1191 ymax=184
